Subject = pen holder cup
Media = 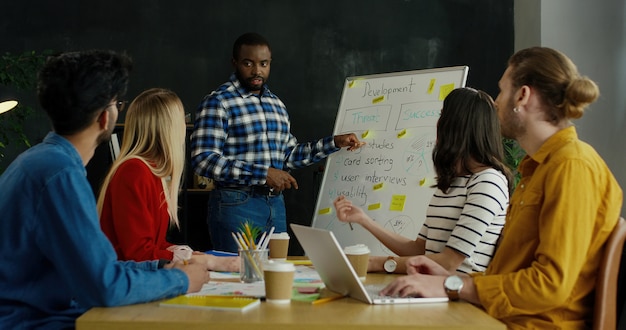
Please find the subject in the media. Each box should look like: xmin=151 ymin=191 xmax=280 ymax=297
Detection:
xmin=239 ymin=249 xmax=268 ymax=283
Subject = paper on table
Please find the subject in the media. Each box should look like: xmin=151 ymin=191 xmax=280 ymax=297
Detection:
xmin=200 ymin=265 xmax=323 ymax=298
xmin=160 ymin=295 xmax=260 ymax=312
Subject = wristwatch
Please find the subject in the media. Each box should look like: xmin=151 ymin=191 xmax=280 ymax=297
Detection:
xmin=383 ymin=256 xmax=397 ymax=273
xmin=444 ymin=275 xmax=464 ymax=301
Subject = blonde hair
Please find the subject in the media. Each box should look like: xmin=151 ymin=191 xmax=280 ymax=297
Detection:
xmin=97 ymin=88 xmax=187 ymax=227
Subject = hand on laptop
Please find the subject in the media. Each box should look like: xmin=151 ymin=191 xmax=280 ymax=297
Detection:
xmin=379 ymin=256 xmax=450 ymax=298
xmin=379 ymin=273 xmax=447 ymax=298
xmin=405 ymin=255 xmax=449 ymax=276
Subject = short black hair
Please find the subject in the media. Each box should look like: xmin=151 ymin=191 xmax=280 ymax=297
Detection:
xmin=37 ymin=50 xmax=133 ymax=135
xmin=232 ymin=32 xmax=271 ymax=60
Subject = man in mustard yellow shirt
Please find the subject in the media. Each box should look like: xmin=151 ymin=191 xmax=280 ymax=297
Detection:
xmin=380 ymin=47 xmax=623 ymax=329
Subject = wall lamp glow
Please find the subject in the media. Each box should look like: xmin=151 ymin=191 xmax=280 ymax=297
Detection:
xmin=0 ymin=86 xmax=19 ymax=115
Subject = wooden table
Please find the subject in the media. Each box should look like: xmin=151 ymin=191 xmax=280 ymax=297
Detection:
xmin=76 ymin=272 xmax=504 ymax=330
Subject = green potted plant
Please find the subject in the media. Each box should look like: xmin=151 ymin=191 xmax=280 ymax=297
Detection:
xmin=0 ymin=50 xmax=53 ymax=172
xmin=503 ymin=137 xmax=525 ymax=190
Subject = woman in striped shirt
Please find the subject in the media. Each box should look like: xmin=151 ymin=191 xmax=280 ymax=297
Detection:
xmin=334 ymin=87 xmax=513 ymax=274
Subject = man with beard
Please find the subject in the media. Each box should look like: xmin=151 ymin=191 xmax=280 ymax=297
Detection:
xmin=191 ymin=32 xmax=364 ymax=252
xmin=0 ymin=50 xmax=210 ymax=329
xmin=377 ymin=47 xmax=622 ymax=329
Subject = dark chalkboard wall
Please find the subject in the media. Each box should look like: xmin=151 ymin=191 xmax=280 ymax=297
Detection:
xmin=1 ymin=0 xmax=513 ymax=253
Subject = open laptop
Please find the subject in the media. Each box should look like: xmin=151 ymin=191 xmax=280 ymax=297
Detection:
xmin=290 ymin=224 xmax=448 ymax=305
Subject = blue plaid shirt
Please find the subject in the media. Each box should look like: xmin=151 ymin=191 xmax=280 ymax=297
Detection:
xmin=191 ymin=74 xmax=339 ymax=186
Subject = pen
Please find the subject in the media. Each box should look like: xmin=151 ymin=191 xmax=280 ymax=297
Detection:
xmin=260 ymin=226 xmax=275 ymax=250
xmin=311 ymin=295 xmax=345 ymax=305
xmin=256 ymin=231 xmax=266 ymax=250
xmin=349 ymin=223 xmax=354 ymax=231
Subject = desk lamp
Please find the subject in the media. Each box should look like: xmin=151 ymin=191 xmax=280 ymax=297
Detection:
xmin=0 ymin=86 xmax=18 ymax=114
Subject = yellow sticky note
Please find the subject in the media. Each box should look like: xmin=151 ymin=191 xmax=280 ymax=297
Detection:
xmin=373 ymin=182 xmax=384 ymax=190
xmin=368 ymin=203 xmax=381 ymax=210
xmin=318 ymin=207 xmax=331 ymax=215
xmin=439 ymin=83 xmax=455 ymax=100
xmin=419 ymin=178 xmax=427 ymax=186
xmin=361 ymin=130 xmax=369 ymax=138
xmin=348 ymin=78 xmax=362 ymax=88
xmin=397 ymin=129 xmax=407 ymax=138
xmin=427 ymin=79 xmax=436 ymax=94
xmin=372 ymin=95 xmax=384 ymax=104
xmin=389 ymin=195 xmax=406 ymax=211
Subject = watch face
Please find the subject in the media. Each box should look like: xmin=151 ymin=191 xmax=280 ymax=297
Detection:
xmin=445 ymin=275 xmax=464 ymax=290
xmin=383 ymin=259 xmax=397 ymax=273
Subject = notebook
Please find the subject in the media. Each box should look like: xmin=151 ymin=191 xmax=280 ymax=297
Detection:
xmin=290 ymin=224 xmax=449 ymax=305
xmin=159 ymin=295 xmax=260 ymax=312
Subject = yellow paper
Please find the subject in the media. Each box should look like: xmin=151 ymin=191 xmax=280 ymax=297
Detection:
xmin=389 ymin=195 xmax=406 ymax=211
xmin=373 ymin=183 xmax=384 ymax=190
xmin=427 ymin=78 xmax=436 ymax=94
xmin=397 ymin=129 xmax=407 ymax=138
xmin=368 ymin=203 xmax=381 ymax=210
xmin=348 ymin=78 xmax=362 ymax=88
xmin=372 ymin=95 xmax=385 ymax=104
xmin=361 ymin=130 xmax=369 ymax=138
xmin=318 ymin=207 xmax=331 ymax=215
xmin=160 ymin=295 xmax=260 ymax=312
xmin=439 ymin=83 xmax=455 ymax=100
xmin=419 ymin=178 xmax=427 ymax=186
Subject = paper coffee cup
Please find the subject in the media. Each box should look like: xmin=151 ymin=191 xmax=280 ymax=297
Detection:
xmin=263 ymin=260 xmax=295 ymax=304
xmin=344 ymin=244 xmax=370 ymax=281
xmin=268 ymin=232 xmax=290 ymax=260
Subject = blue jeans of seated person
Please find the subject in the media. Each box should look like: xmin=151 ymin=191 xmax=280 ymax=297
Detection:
xmin=206 ymin=188 xmax=287 ymax=253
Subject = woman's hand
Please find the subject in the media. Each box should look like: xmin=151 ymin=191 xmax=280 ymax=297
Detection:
xmin=333 ymin=195 xmax=369 ymax=226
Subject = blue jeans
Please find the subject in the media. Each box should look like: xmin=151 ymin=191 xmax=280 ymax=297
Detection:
xmin=206 ymin=188 xmax=287 ymax=253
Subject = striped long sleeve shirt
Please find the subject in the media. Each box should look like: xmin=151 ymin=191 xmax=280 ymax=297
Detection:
xmin=418 ymin=168 xmax=509 ymax=273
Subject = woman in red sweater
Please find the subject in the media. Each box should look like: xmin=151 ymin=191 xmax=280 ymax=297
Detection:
xmin=97 ymin=88 xmax=238 ymax=272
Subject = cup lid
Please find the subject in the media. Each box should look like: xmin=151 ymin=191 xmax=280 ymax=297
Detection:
xmin=343 ymin=244 xmax=370 ymax=255
xmin=263 ymin=260 xmax=295 ymax=272
xmin=270 ymin=232 xmax=290 ymax=239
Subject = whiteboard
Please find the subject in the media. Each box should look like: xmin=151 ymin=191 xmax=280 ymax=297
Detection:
xmin=311 ymin=66 xmax=469 ymax=256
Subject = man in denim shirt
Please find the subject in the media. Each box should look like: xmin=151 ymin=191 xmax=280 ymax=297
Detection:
xmin=0 ymin=50 xmax=210 ymax=329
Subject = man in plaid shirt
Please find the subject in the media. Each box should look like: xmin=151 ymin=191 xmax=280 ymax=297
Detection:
xmin=191 ymin=32 xmax=364 ymax=252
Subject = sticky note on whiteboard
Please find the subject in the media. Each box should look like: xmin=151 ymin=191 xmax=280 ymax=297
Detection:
xmin=368 ymin=203 xmax=381 ymax=210
xmin=318 ymin=207 xmax=331 ymax=215
xmin=427 ymin=79 xmax=436 ymax=94
xmin=348 ymin=78 xmax=363 ymax=88
xmin=372 ymin=95 xmax=385 ymax=104
xmin=373 ymin=183 xmax=384 ymax=190
xmin=389 ymin=195 xmax=406 ymax=211
xmin=439 ymin=83 xmax=455 ymax=100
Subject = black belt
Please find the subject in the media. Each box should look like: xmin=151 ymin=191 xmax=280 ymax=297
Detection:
xmin=218 ymin=185 xmax=281 ymax=197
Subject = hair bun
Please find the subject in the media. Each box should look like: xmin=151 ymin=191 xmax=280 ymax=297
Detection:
xmin=561 ymin=76 xmax=599 ymax=119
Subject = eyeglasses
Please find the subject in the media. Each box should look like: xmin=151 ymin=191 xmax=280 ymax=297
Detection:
xmin=107 ymin=100 xmax=127 ymax=112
